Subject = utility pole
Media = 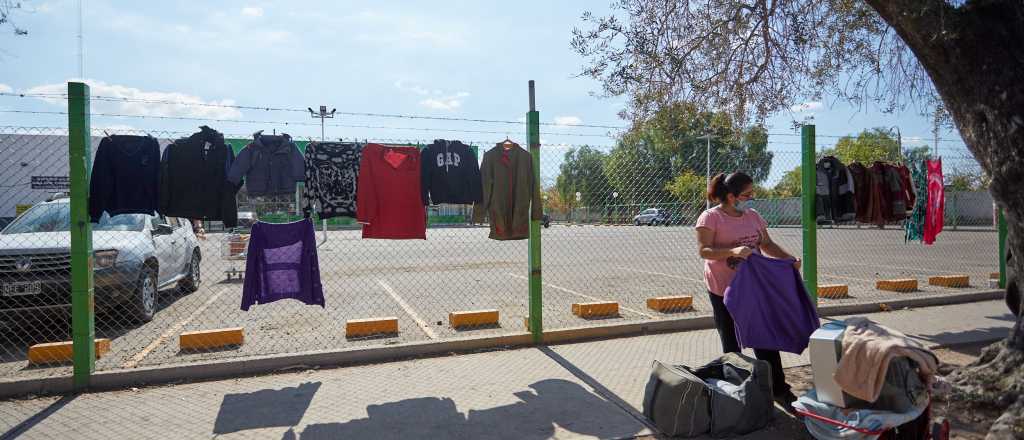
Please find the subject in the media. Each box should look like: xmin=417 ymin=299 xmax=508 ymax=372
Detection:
xmin=697 ymin=134 xmax=717 ymax=210
xmin=77 ymin=0 xmax=85 ymax=77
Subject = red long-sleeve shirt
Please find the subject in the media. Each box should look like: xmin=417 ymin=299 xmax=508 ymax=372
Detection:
xmin=356 ymin=143 xmax=427 ymax=239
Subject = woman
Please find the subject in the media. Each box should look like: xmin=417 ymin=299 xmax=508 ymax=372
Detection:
xmin=695 ymin=172 xmax=801 ymax=408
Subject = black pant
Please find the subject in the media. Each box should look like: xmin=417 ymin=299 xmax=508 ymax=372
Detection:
xmin=708 ymin=292 xmax=790 ymax=396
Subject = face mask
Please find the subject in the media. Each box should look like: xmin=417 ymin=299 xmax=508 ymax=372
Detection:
xmin=735 ymin=199 xmax=752 ymax=211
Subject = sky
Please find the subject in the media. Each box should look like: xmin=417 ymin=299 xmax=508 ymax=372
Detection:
xmin=0 ymin=1 xmax=974 ymax=186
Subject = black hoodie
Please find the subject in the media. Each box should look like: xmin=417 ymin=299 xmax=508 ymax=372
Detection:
xmin=420 ymin=140 xmax=483 ymax=205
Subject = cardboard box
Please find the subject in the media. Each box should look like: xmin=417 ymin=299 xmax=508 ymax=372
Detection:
xmin=808 ymin=322 xmax=855 ymax=408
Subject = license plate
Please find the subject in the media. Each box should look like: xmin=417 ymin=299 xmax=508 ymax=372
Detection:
xmin=1 ymin=281 xmax=42 ymax=297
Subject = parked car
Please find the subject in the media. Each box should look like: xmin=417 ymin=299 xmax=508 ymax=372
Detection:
xmin=0 ymin=198 xmax=202 ymax=323
xmin=633 ymin=208 xmax=668 ymax=226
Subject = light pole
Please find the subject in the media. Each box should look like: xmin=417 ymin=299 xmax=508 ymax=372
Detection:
xmin=697 ymin=134 xmax=717 ymax=210
xmin=612 ymin=191 xmax=619 ymax=223
xmin=308 ymin=105 xmax=337 ymax=142
xmin=885 ymin=126 xmax=902 ymax=161
xmin=307 ymin=105 xmax=336 ymax=248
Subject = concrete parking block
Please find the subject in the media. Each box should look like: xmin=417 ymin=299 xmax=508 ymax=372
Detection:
xmin=876 ymin=279 xmax=919 ymax=292
xmin=818 ymin=284 xmax=849 ymax=299
xmin=346 ymin=318 xmax=399 ymax=338
xmin=929 ymin=275 xmax=970 ymax=288
xmin=28 ymin=339 xmax=111 ymax=365
xmin=449 ymin=310 xmax=499 ymax=329
xmin=646 ymin=295 xmax=693 ymax=312
xmin=179 ymin=328 xmax=244 ymax=351
xmin=572 ymin=301 xmax=619 ymax=318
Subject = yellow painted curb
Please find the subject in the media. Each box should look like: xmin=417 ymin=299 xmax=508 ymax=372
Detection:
xmin=346 ymin=317 xmax=399 ymax=338
xmin=646 ymin=295 xmax=693 ymax=312
xmin=179 ymin=327 xmax=244 ymax=350
xmin=28 ymin=339 xmax=111 ymax=365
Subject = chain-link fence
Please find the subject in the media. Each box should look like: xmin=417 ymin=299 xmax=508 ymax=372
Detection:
xmin=0 ymin=117 xmax=1001 ymax=384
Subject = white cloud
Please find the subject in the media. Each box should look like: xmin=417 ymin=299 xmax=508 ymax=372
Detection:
xmin=395 ymin=81 xmax=470 ymax=111
xmin=554 ymin=116 xmax=583 ymax=127
xmin=241 ymin=7 xmax=264 ymax=17
xmin=344 ymin=10 xmax=469 ymax=49
xmin=25 ymin=79 xmax=243 ymax=120
xmin=0 ymin=84 xmax=12 ymax=94
xmin=394 ymin=80 xmax=431 ymax=96
xmin=419 ymin=93 xmax=469 ymax=111
xmin=790 ymin=101 xmax=824 ymax=113
xmin=33 ymin=2 xmax=56 ymax=13
xmin=906 ymin=136 xmax=925 ymax=144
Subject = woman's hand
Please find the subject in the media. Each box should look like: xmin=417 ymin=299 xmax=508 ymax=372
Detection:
xmin=731 ymin=246 xmax=754 ymax=259
xmin=793 ymin=258 xmax=802 ymax=271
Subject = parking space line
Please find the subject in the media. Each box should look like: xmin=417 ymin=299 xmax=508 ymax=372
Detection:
xmin=122 ymin=285 xmax=230 ymax=369
xmin=376 ymin=279 xmax=437 ymax=339
xmin=506 ymin=273 xmax=656 ymax=319
xmin=618 ymin=267 xmax=704 ymax=283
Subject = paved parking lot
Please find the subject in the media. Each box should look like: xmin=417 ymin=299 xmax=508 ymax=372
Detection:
xmin=0 ymin=225 xmax=1000 ymax=380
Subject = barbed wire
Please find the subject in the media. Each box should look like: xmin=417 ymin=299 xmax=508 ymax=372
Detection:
xmin=0 ymin=93 xmax=974 ymax=144
xmin=0 ymin=92 xmax=629 ymax=130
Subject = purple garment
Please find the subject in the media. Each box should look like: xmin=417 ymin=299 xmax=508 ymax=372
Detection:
xmin=240 ymin=219 xmax=325 ymax=311
xmin=723 ymin=253 xmax=819 ymax=354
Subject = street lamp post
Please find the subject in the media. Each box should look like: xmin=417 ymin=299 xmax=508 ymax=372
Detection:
xmin=885 ymin=126 xmax=902 ymax=162
xmin=697 ymin=134 xmax=718 ymax=210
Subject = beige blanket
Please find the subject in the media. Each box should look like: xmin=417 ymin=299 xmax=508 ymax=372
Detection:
xmin=834 ymin=317 xmax=938 ymax=402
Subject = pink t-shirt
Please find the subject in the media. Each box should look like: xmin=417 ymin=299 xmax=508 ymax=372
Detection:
xmin=695 ymin=207 xmax=768 ymax=296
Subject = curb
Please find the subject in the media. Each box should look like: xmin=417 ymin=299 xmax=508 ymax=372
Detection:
xmin=0 ymin=289 xmax=1004 ymax=399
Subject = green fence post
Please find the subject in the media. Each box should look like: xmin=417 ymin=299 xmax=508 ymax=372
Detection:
xmin=801 ymin=125 xmax=818 ymax=303
xmin=69 ymin=81 xmax=95 ymax=388
xmin=999 ymin=208 xmax=1008 ymax=289
xmin=527 ymin=81 xmax=543 ymax=343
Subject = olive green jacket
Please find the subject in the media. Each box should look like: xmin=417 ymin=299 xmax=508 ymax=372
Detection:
xmin=472 ymin=143 xmax=542 ymax=240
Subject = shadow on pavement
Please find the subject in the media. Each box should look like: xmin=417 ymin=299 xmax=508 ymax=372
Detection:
xmin=213 ymin=382 xmax=321 ymax=435
xmin=0 ymin=394 xmax=77 ymax=440
xmin=280 ymin=379 xmax=644 ymax=440
xmin=914 ymin=325 xmax=1011 ymax=346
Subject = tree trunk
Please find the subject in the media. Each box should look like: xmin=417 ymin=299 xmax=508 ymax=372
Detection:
xmin=865 ymin=1 xmax=1024 ymax=436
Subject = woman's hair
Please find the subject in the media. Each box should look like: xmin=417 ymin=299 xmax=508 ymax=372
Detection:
xmin=706 ymin=172 xmax=754 ymax=202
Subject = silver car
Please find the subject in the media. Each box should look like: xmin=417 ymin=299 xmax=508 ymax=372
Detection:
xmin=0 ymin=198 xmax=202 ymax=323
xmin=633 ymin=208 xmax=668 ymax=226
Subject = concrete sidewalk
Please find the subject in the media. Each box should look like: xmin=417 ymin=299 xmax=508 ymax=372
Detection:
xmin=0 ymin=300 xmax=1014 ymax=440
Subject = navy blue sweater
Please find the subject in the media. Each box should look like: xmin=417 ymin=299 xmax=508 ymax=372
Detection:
xmin=89 ymin=135 xmax=161 ymax=222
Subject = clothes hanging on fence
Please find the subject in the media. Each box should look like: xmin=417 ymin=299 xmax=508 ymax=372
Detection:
xmin=228 ymin=131 xmax=305 ymax=197
xmin=473 ymin=142 xmax=542 ymax=240
xmin=904 ymin=160 xmax=927 ymax=243
xmin=884 ymin=164 xmax=908 ymax=221
xmin=355 ymin=143 xmax=427 ymax=239
xmin=301 ymin=141 xmax=362 ymax=220
xmin=815 ymin=156 xmax=857 ymax=224
xmin=848 ymin=162 xmax=871 ymax=222
xmin=723 ymin=253 xmax=820 ymax=354
xmin=240 ymin=218 xmax=324 ymax=311
xmin=88 ymin=134 xmax=161 ymax=222
xmin=420 ymin=139 xmax=483 ymax=205
xmin=159 ymin=126 xmax=239 ymax=228
xmin=923 ymin=158 xmax=944 ymax=245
